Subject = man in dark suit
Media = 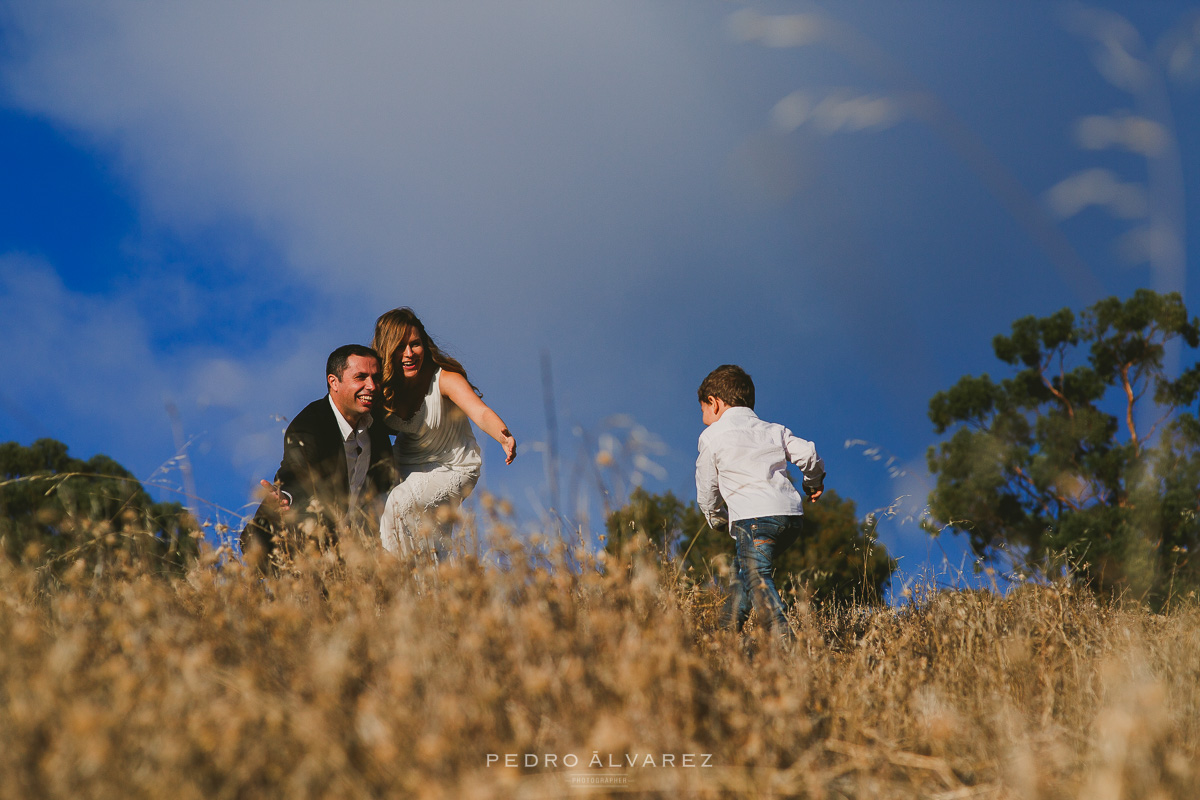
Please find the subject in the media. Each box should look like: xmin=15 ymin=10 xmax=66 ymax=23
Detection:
xmin=241 ymin=344 xmax=396 ymax=564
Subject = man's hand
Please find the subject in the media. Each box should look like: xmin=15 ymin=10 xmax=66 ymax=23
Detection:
xmin=806 ymin=486 xmax=823 ymax=503
xmin=260 ymin=479 xmax=291 ymax=510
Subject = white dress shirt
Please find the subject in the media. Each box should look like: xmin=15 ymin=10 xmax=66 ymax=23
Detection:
xmin=696 ymin=406 xmax=824 ymax=532
xmin=328 ymin=395 xmax=373 ymax=506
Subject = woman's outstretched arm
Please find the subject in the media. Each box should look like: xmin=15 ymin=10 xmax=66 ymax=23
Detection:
xmin=440 ymin=370 xmax=517 ymax=464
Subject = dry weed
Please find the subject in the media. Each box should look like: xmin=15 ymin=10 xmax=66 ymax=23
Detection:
xmin=1 ymin=517 xmax=1198 ymax=798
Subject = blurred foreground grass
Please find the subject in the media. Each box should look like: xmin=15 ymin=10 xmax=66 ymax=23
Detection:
xmin=2 ymin=507 xmax=1199 ymax=799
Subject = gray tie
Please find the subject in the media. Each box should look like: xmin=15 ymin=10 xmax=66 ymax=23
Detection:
xmin=349 ymin=433 xmax=369 ymax=503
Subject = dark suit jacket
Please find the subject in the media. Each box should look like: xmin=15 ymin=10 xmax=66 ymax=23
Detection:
xmin=241 ymin=397 xmax=396 ymax=559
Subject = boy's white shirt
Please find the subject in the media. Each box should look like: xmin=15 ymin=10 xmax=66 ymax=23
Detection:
xmin=695 ymin=406 xmax=825 ymax=534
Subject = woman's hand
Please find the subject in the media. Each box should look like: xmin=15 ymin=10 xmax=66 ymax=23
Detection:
xmin=440 ymin=370 xmax=518 ymax=465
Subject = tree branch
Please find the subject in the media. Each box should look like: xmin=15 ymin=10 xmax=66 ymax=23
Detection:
xmin=1038 ymin=348 xmax=1074 ymax=419
xmin=1012 ymin=464 xmax=1081 ymax=513
xmin=1121 ymin=362 xmax=1140 ymax=455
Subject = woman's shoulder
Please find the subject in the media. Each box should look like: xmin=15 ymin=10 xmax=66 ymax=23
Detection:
xmin=436 ymin=367 xmax=472 ymax=395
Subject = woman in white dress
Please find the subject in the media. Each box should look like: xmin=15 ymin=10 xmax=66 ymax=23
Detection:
xmin=373 ymin=307 xmax=516 ymax=556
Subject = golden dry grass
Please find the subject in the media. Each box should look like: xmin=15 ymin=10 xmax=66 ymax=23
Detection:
xmin=2 ymin=511 xmax=1199 ymax=799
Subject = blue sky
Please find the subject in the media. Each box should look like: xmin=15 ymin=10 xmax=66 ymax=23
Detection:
xmin=1 ymin=1 xmax=1197 ymax=596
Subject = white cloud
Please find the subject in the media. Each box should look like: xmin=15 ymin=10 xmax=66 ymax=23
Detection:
xmin=0 ymin=255 xmax=346 ymax=509
xmin=1075 ymin=113 xmax=1168 ymax=158
xmin=0 ymin=1 xmax=762 ymax=512
xmin=771 ymin=90 xmax=901 ymax=134
xmin=727 ymin=10 xmax=827 ymax=48
xmin=0 ymin=259 xmax=213 ymax=513
xmin=1045 ymin=168 xmax=1148 ymax=220
xmin=1117 ymin=222 xmax=1186 ymax=268
xmin=1 ymin=1 xmax=721 ymax=309
xmin=191 ymin=359 xmax=250 ymax=411
xmin=1064 ymin=6 xmax=1151 ymax=94
xmin=0 ymin=255 xmax=163 ymax=433
xmin=8 ymin=0 xmax=1169 ymax=545
xmin=0 ymin=2 xmax=754 ymax=490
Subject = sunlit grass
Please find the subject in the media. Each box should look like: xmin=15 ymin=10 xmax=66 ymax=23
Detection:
xmin=2 ymin=504 xmax=1198 ymax=798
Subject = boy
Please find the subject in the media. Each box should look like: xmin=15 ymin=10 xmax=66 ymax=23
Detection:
xmin=695 ymin=364 xmax=825 ymax=638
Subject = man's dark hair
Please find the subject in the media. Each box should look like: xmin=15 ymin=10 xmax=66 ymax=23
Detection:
xmin=326 ymin=344 xmax=381 ymax=381
xmin=698 ymin=364 xmax=755 ymax=409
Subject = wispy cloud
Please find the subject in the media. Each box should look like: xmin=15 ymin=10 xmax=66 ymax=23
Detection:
xmin=0 ymin=255 xmax=171 ymax=452
xmin=1 ymin=2 xmax=723 ymax=301
xmin=0 ymin=255 xmax=344 ymax=509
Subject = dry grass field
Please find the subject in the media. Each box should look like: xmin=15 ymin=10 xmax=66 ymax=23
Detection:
xmin=2 ymin=507 xmax=1199 ymax=799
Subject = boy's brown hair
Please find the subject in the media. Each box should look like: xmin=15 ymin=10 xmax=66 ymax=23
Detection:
xmin=698 ymin=364 xmax=755 ymax=409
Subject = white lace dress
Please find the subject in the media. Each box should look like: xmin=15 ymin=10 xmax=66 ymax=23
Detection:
xmin=379 ymin=368 xmax=482 ymax=555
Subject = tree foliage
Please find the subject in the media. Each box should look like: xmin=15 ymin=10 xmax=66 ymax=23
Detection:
xmin=605 ymin=487 xmax=894 ymax=604
xmin=0 ymin=438 xmax=198 ymax=577
xmin=927 ymin=290 xmax=1200 ymax=603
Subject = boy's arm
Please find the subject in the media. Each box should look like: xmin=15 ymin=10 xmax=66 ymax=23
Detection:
xmin=695 ymin=439 xmax=728 ymax=531
xmin=783 ymin=429 xmax=826 ymax=498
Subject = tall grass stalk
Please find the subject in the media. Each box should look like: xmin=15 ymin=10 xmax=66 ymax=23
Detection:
xmin=2 ymin=507 xmax=1198 ymax=798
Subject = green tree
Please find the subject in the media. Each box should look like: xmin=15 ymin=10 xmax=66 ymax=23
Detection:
xmin=927 ymin=290 xmax=1200 ymax=603
xmin=605 ymin=487 xmax=894 ymax=604
xmin=0 ymin=438 xmax=198 ymax=576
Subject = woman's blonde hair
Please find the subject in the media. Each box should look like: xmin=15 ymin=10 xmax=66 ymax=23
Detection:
xmin=372 ymin=307 xmax=479 ymax=414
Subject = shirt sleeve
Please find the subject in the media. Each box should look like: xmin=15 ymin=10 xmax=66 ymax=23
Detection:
xmin=783 ymin=428 xmax=825 ymax=493
xmin=695 ymin=436 xmax=728 ymax=531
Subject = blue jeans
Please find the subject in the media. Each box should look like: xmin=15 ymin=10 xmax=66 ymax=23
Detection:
xmin=724 ymin=515 xmax=803 ymax=638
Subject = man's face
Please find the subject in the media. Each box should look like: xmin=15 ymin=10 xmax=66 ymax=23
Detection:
xmin=328 ymin=354 xmax=380 ymax=425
